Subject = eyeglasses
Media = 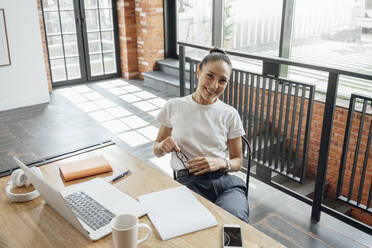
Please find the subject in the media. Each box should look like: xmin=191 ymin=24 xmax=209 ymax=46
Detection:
xmin=176 ymin=150 xmax=189 ymax=171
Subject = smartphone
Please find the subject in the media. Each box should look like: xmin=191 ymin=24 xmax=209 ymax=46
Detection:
xmin=222 ymin=224 xmax=243 ymax=248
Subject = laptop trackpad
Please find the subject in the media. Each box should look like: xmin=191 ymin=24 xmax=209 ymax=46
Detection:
xmin=65 ymin=178 xmax=147 ymax=217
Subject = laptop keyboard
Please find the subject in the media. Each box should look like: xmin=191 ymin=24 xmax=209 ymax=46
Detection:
xmin=65 ymin=191 xmax=115 ymax=231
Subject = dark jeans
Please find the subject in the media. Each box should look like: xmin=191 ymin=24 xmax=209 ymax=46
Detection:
xmin=176 ymin=171 xmax=249 ymax=223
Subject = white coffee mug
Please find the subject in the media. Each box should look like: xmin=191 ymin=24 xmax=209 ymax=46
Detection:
xmin=111 ymin=214 xmax=151 ymax=248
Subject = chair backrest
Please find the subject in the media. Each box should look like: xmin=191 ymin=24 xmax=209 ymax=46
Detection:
xmin=241 ymin=135 xmax=252 ymax=198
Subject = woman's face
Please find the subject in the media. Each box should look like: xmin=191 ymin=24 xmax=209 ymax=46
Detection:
xmin=195 ymin=60 xmax=231 ymax=104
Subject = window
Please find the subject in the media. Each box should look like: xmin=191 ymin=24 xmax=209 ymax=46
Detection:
xmin=172 ymin=0 xmax=371 ymax=99
xmin=223 ymin=0 xmax=282 ymax=56
xmin=176 ymin=0 xmax=213 ymax=57
xmin=41 ymin=0 xmax=120 ymax=85
xmin=289 ymin=0 xmax=372 ymax=98
xmin=222 ymin=0 xmax=283 ymax=73
xmin=174 ymin=0 xmax=282 ymax=72
xmin=177 ymin=0 xmax=213 ymax=47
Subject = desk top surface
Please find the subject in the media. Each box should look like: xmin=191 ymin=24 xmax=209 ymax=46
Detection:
xmin=0 ymin=145 xmax=285 ymax=248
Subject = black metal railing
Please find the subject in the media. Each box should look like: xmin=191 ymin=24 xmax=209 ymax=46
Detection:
xmin=178 ymin=41 xmax=372 ymax=234
xmin=187 ymin=57 xmax=314 ymax=183
xmin=337 ymin=94 xmax=372 ymax=213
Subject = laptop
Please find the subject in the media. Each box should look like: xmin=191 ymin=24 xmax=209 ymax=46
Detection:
xmin=13 ymin=157 xmax=148 ymax=241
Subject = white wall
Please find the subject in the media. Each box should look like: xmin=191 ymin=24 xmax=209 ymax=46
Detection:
xmin=0 ymin=0 xmax=50 ymax=111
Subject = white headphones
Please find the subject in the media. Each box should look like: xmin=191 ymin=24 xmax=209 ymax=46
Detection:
xmin=5 ymin=167 xmax=42 ymax=202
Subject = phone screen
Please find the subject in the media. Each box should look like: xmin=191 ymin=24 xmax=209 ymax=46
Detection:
xmin=223 ymin=226 xmax=242 ymax=247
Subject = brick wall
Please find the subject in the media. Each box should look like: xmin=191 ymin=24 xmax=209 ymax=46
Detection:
xmin=116 ymin=0 xmax=165 ymax=80
xmin=352 ymin=208 xmax=372 ymax=226
xmin=117 ymin=0 xmax=139 ymax=79
xmin=36 ymin=0 xmax=52 ymax=93
xmin=134 ymin=0 xmax=164 ymax=79
xmin=307 ymin=101 xmax=372 ymax=226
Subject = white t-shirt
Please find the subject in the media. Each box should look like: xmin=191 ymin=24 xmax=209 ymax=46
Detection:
xmin=156 ymin=95 xmax=245 ymax=171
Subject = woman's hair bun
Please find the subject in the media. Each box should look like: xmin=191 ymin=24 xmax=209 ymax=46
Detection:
xmin=209 ymin=47 xmax=227 ymax=55
xmin=198 ymin=46 xmax=232 ymax=71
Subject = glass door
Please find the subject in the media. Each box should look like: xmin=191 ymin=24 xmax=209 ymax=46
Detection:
xmin=41 ymin=0 xmax=120 ymax=86
xmin=80 ymin=0 xmax=120 ymax=80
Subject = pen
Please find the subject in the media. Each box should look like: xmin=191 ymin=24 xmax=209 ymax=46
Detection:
xmin=111 ymin=170 xmax=131 ymax=183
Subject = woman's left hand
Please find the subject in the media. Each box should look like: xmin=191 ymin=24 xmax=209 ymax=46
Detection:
xmin=186 ymin=157 xmax=224 ymax=175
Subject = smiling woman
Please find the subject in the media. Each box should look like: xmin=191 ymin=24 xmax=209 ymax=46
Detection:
xmin=192 ymin=48 xmax=232 ymax=105
xmin=153 ymin=47 xmax=249 ymax=223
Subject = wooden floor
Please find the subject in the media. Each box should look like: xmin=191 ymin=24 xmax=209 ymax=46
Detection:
xmin=0 ymin=78 xmax=370 ymax=247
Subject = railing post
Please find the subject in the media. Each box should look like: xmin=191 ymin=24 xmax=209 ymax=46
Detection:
xmin=278 ymin=0 xmax=295 ymax=78
xmin=311 ymin=72 xmax=339 ymax=221
xmin=262 ymin=61 xmax=280 ymax=78
xmin=336 ymin=96 xmax=355 ymax=198
xmin=258 ymin=62 xmax=278 ymax=182
xmin=179 ymin=45 xmax=186 ymax=97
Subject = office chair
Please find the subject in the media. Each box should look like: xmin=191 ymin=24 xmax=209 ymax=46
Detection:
xmin=241 ymin=135 xmax=252 ymax=198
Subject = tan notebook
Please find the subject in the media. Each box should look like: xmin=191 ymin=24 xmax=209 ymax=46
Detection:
xmin=59 ymin=156 xmax=113 ymax=182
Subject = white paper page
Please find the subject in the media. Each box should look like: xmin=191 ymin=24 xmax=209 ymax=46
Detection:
xmin=137 ymin=186 xmax=218 ymax=240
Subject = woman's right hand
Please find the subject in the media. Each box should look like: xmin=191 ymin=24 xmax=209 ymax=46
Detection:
xmin=159 ymin=137 xmax=180 ymax=154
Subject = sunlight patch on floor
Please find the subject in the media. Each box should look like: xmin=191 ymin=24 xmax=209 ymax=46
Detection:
xmin=101 ymin=119 xmax=131 ymax=133
xmin=118 ymin=131 xmax=150 ymax=147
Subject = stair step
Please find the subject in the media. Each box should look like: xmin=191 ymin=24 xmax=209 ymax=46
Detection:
xmin=251 ymin=155 xmax=304 ymax=178
xmin=271 ymin=172 xmax=330 ymax=201
xmin=142 ymin=71 xmax=190 ymax=96
xmin=271 ymin=171 xmax=352 ymax=216
xmin=157 ymin=58 xmax=191 ymax=70
xmin=323 ymin=197 xmax=353 ymax=216
xmin=270 ymin=170 xmax=290 ymax=184
xmin=280 ymin=176 xmax=316 ymax=197
xmin=247 ymin=159 xmax=290 ymax=183
xmin=306 ymin=182 xmax=330 ymax=200
xmin=268 ymin=159 xmax=303 ymax=179
xmin=157 ymin=59 xmax=191 ymax=79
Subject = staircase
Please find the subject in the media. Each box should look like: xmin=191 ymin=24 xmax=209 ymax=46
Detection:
xmin=143 ymin=59 xmax=191 ymax=96
xmin=143 ymin=58 xmax=353 ymax=217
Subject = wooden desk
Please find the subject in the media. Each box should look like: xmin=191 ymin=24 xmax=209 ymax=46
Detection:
xmin=0 ymin=145 xmax=285 ymax=248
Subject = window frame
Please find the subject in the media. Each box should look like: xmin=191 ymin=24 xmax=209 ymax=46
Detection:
xmin=164 ymin=0 xmax=293 ymax=70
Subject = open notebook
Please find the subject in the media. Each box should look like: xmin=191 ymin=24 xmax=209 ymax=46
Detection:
xmin=137 ymin=186 xmax=218 ymax=240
